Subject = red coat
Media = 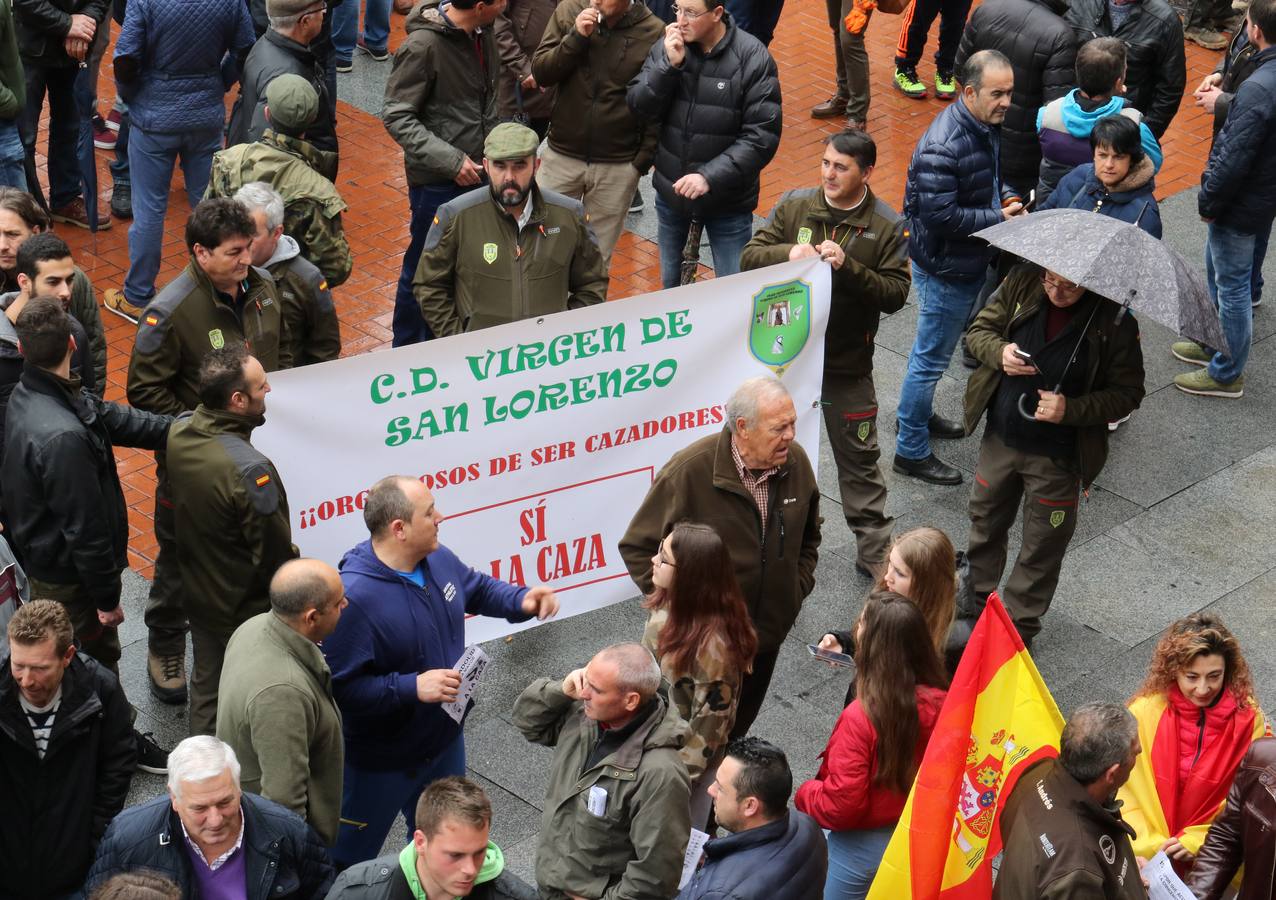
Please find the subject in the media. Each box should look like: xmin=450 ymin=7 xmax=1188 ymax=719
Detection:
xmin=795 ymin=685 xmax=947 ymax=831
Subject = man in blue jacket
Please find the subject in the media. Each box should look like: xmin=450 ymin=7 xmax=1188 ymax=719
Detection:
xmin=1170 ymin=0 xmax=1276 ymax=401
xmin=895 ymin=49 xmax=1025 ymax=486
xmin=324 ymin=474 xmax=560 ymax=869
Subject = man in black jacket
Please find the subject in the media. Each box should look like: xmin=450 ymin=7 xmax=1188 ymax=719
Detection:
xmin=85 ymin=735 xmax=335 ymax=899
xmin=678 ymin=738 xmax=827 ymax=900
xmin=1064 ymin=0 xmax=1184 ymax=139
xmin=627 ymin=0 xmax=782 ymax=288
xmin=0 ymin=600 xmax=135 ymax=899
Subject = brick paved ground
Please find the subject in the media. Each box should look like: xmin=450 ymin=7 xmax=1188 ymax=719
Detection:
xmin=28 ymin=1 xmax=1224 ymax=578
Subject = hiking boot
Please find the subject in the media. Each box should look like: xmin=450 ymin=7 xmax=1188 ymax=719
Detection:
xmin=104 ymin=289 xmax=146 ymax=324
xmin=92 ymin=114 xmax=117 ymax=150
xmin=893 ymin=67 xmax=928 ymax=99
xmin=1171 ymin=340 xmax=1211 ymax=366
xmin=147 ymin=649 xmax=188 ymax=703
xmin=1174 ymin=369 xmax=1243 ymax=398
xmin=893 ymin=452 xmax=963 ymax=485
xmin=50 ymin=197 xmax=110 ymax=230
xmin=135 ymin=730 xmax=170 ymax=775
xmin=1185 ymin=25 xmax=1231 ymax=49
xmin=109 ymin=182 xmax=132 ymax=220
xmin=935 ymin=71 xmax=958 ymax=99
xmin=357 ymin=37 xmax=390 ymax=60
xmin=811 ymin=95 xmax=849 ymax=118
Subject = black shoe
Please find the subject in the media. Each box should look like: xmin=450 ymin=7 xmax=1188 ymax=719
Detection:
xmin=893 ymin=452 xmax=963 ymax=485
xmin=928 ymin=414 xmax=965 ymax=439
xmin=110 ymin=182 xmax=132 ymax=220
xmin=135 ymin=730 xmax=169 ymax=774
xmin=628 ymin=189 xmax=644 ymax=213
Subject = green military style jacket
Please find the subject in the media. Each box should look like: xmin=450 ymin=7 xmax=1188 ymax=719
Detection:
xmin=266 ymin=235 xmax=341 ymax=366
xmin=166 ymin=405 xmax=298 ymax=639
xmin=206 ymin=129 xmax=353 ymax=289
xmin=742 ymin=185 xmax=910 ymax=379
xmin=413 ymin=183 xmax=608 ymax=337
xmin=127 ymin=260 xmax=290 ymax=416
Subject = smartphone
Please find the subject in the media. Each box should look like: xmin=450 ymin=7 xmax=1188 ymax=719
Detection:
xmin=1024 ymin=189 xmax=1036 ymax=212
xmin=807 ymin=644 xmax=855 ymax=668
xmin=1012 ymin=347 xmax=1033 ymax=362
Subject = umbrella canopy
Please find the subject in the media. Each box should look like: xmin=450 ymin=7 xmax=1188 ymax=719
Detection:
xmin=679 ymin=219 xmax=704 ymax=286
xmin=974 ymin=209 xmax=1226 ymax=350
xmin=73 ymin=61 xmax=99 ymax=233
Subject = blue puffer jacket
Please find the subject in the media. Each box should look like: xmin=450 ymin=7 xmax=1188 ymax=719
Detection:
xmin=1039 ymin=159 xmax=1162 ymax=238
xmin=676 ymin=810 xmax=827 ymax=900
xmin=325 ymin=540 xmax=531 ymax=771
xmin=113 ymin=0 xmax=255 ymax=134
xmin=903 ymin=99 xmax=1006 ymax=281
xmin=1199 ymin=46 xmax=1276 ymax=235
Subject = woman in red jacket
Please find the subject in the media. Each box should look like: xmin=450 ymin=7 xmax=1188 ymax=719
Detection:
xmin=795 ymin=590 xmax=949 ymax=900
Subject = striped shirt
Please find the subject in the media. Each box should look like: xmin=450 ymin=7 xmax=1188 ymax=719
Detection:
xmin=19 ymin=687 xmax=62 ymax=759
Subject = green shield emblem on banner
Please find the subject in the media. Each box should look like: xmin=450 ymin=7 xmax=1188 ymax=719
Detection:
xmin=1049 ymin=509 xmax=1065 ymax=528
xmin=208 ymin=328 xmax=225 ymax=350
xmin=483 ymin=242 xmax=498 ymax=265
xmin=749 ymin=279 xmax=811 ymax=370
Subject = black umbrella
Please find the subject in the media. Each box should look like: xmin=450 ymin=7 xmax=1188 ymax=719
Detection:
xmin=679 ymin=219 xmax=703 ymax=286
xmin=73 ymin=60 xmax=99 ymax=233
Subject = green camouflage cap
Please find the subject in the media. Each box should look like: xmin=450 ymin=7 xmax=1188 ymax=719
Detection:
xmin=484 ymin=122 xmax=540 ymax=162
xmin=265 ymin=74 xmax=319 ymax=132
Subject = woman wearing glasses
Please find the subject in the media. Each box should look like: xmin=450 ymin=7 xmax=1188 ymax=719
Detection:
xmin=641 ymin=521 xmax=757 ymax=828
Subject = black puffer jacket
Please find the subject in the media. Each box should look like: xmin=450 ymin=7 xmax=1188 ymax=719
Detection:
xmin=903 ymin=98 xmax=1005 ymax=281
xmin=1199 ymin=47 xmax=1276 ymax=235
xmin=627 ymin=14 xmax=782 ymax=218
xmin=85 ymin=793 xmax=335 ymax=899
xmin=0 ymin=652 xmax=135 ymax=900
xmin=955 ymin=0 xmax=1077 ymax=194
xmin=1064 ymin=0 xmax=1185 ymax=138
xmin=228 ymin=29 xmax=338 ymax=154
xmin=676 ymin=811 xmax=827 ymax=900
xmin=13 ymin=0 xmax=110 ymax=66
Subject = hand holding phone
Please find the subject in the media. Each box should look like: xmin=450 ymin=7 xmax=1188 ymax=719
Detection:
xmin=807 ymin=643 xmax=855 ymax=669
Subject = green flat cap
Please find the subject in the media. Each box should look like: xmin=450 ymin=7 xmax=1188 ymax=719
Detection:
xmin=484 ymin=122 xmax=540 ymax=162
xmin=265 ymin=74 xmax=319 ymax=132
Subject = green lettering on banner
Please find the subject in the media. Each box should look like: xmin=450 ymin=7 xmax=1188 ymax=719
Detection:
xmin=480 ymin=359 xmax=680 ymax=425
xmin=466 ymin=324 xmax=628 ymax=381
xmin=384 ymin=403 xmax=471 ymax=446
xmin=370 ymin=373 xmax=395 ymax=404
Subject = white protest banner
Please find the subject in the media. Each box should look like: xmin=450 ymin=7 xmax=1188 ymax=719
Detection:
xmin=254 ymin=259 xmax=830 ymax=642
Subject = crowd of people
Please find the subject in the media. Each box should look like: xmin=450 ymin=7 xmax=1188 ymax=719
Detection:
xmin=0 ymin=0 xmax=1274 ymax=893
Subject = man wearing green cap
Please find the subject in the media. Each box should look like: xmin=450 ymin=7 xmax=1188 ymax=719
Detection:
xmin=207 ymin=74 xmax=352 ymax=290
xmin=413 ymin=121 xmax=607 ymax=337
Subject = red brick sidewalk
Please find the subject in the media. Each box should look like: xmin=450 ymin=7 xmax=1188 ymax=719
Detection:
xmin=36 ymin=4 xmax=1221 ymax=576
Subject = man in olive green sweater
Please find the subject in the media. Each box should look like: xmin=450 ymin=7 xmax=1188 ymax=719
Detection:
xmin=216 ymin=558 xmax=346 ymax=845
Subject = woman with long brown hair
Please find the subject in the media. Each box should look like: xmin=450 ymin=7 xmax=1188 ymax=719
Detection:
xmin=641 ymin=521 xmax=758 ymax=828
xmin=796 ymin=590 xmax=949 ymax=900
xmin=1119 ymin=612 xmax=1268 ymax=874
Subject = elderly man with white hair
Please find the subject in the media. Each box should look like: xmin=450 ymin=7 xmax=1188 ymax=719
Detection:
xmin=84 ymin=735 xmax=334 ymax=899
xmin=619 ymin=375 xmax=822 ymax=739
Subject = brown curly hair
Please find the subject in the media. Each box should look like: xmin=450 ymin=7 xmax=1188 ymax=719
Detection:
xmin=1132 ymin=612 xmax=1257 ymax=707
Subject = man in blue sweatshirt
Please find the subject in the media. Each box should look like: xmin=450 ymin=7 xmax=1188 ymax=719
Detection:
xmin=323 ymin=474 xmax=560 ymax=869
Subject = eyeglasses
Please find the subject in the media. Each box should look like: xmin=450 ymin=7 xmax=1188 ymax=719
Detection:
xmin=1041 ymin=273 xmax=1079 ymax=292
xmin=656 ymin=550 xmax=677 ymax=568
xmin=673 ymin=5 xmax=708 ymax=18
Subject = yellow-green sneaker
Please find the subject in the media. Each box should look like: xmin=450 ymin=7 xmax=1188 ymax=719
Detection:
xmin=1174 ymin=369 xmax=1243 ymax=398
xmin=935 ymin=71 xmax=957 ymax=99
xmin=1171 ymin=340 xmax=1211 ymax=367
xmin=893 ymin=67 xmax=928 ymax=99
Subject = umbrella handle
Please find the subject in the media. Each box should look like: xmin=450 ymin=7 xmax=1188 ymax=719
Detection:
xmin=1017 ymin=392 xmax=1039 ymax=422
xmin=1115 ymin=289 xmax=1135 ymax=326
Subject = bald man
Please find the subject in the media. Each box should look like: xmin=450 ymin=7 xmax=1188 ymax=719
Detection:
xmin=215 ymin=558 xmax=348 ymax=845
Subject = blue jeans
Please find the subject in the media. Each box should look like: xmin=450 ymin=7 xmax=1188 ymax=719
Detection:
xmin=824 ymin=826 xmax=895 ymax=900
xmin=654 ymin=194 xmax=754 ymax=289
xmin=1251 ymin=219 xmax=1271 ymax=305
xmin=0 ymin=120 xmax=25 ymax=191
xmin=111 ymin=106 xmax=131 ymax=189
xmin=19 ymin=63 xmax=80 ymax=208
xmin=895 ymin=262 xmax=983 ymax=461
xmin=332 ymin=0 xmax=392 ymax=62
xmin=393 ymin=181 xmax=474 ymax=346
xmin=1204 ymin=223 xmax=1258 ymax=385
xmin=332 ymin=735 xmax=466 ymax=869
xmin=125 ymin=125 xmax=223 ymax=304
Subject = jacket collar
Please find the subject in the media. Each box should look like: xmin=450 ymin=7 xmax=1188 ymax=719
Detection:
xmin=710 ymin=426 xmax=790 ymax=497
xmin=163 ymin=794 xmax=280 ymax=886
xmin=264 ymin=27 xmax=317 ymax=62
xmin=704 ymin=811 xmax=792 ymax=858
xmin=263 ymin=613 xmax=333 ymax=691
xmin=261 ymin=129 xmax=339 ymax=182
xmin=189 ymin=403 xmax=262 ymax=440
xmin=1100 ymin=155 xmax=1155 ymax=195
xmin=183 ymin=259 xmax=262 ymax=311
xmin=810 ymin=184 xmax=880 ymax=228
xmin=952 ymin=97 xmax=999 ymax=144
xmin=0 ymin=654 xmax=103 ymax=752
xmin=1045 ymin=758 xmax=1137 ymax=840
xmin=583 ymin=684 xmax=680 ymax=774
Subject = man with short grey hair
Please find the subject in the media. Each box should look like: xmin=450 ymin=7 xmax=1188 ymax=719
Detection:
xmin=514 ymin=643 xmax=691 ymax=900
xmin=620 ymin=376 xmax=820 ymax=739
xmin=85 ymin=735 xmax=335 ymax=897
xmin=216 ymin=558 xmax=347 ymax=845
xmin=994 ymin=702 xmax=1145 ymax=899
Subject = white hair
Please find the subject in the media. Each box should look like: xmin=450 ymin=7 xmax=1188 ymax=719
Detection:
xmin=234 ymin=182 xmax=286 ymax=232
xmin=725 ymin=375 xmax=792 ymax=434
xmin=167 ymin=736 xmax=241 ymax=799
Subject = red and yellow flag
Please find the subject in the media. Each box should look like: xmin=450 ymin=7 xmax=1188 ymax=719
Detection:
xmin=866 ymin=593 xmax=1065 ymax=899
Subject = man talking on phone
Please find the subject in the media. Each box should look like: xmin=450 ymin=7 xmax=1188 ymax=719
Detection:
xmin=960 ymin=263 xmax=1144 ymax=649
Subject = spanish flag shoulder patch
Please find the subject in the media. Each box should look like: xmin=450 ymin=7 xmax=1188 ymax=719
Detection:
xmin=145 ymin=314 xmax=159 ymax=326
xmin=255 ymin=473 xmax=271 ymax=488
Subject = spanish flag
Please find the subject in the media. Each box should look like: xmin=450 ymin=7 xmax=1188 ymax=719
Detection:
xmin=866 ymin=594 xmax=1065 ymax=899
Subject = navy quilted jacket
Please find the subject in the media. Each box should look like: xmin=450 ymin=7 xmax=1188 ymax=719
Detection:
xmin=113 ymin=0 xmax=255 ymax=134
xmin=903 ymin=98 xmax=1004 ymax=281
xmin=1199 ymin=47 xmax=1276 ymax=235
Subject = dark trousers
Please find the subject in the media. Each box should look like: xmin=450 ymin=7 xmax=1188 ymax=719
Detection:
xmin=391 ymin=181 xmax=471 ymax=346
xmin=823 ymin=373 xmax=893 ymax=571
xmin=28 ymin=577 xmax=122 ymax=675
xmin=190 ymin=624 xmax=230 ymax=735
xmin=825 ymin=0 xmax=872 ymax=120
xmin=894 ymin=0 xmax=972 ymax=74
xmin=966 ymin=430 xmax=1080 ymax=642
xmin=729 ymin=645 xmax=781 ymax=740
xmin=725 ymin=0 xmax=786 ymax=45
xmin=19 ymin=63 xmax=81 ymax=209
xmin=145 ymin=470 xmax=188 ymax=657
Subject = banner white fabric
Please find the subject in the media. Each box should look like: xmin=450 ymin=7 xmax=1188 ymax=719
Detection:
xmin=253 ymin=259 xmax=831 ymax=642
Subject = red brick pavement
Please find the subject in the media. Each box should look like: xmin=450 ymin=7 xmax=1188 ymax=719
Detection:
xmin=32 ymin=4 xmax=1222 ymax=577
